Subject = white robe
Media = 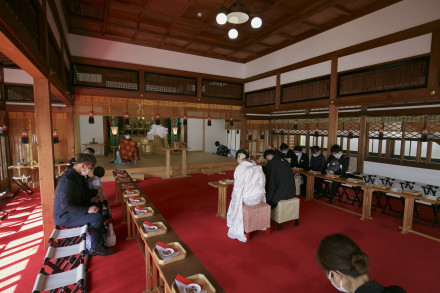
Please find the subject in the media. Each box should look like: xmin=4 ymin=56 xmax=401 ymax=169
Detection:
xmin=226 ymin=161 xmax=266 ymax=242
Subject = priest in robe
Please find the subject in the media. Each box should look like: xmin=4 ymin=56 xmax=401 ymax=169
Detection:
xmin=114 ymin=130 xmax=140 ymax=164
xmin=263 ymin=149 xmax=296 ymax=208
xmin=226 ymin=149 xmax=266 ymax=242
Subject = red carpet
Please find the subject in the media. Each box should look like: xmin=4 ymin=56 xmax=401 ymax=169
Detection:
xmin=1 ymin=173 xmax=439 ymax=292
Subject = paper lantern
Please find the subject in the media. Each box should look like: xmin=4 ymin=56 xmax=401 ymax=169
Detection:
xmin=421 ymin=129 xmax=428 ymax=142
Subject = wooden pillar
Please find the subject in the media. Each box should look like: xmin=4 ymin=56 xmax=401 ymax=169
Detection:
xmin=327 ymin=57 xmax=338 ymax=154
xmin=34 ymin=78 xmax=55 ymax=248
xmin=357 ymin=113 xmax=367 ymax=173
xmin=275 ymin=73 xmax=281 ymax=107
xmin=240 ymin=118 xmax=247 ymax=149
xmin=0 ymin=64 xmax=5 ymax=106
xmin=66 ymin=106 xmax=75 ymax=159
xmin=73 ymin=115 xmax=81 ymax=154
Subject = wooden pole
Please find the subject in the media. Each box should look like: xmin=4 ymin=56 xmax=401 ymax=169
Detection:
xmin=34 ymin=78 xmax=55 ymax=248
xmin=327 ymin=57 xmax=339 ymax=154
xmin=66 ymin=106 xmax=75 ymax=159
xmin=357 ymin=112 xmax=367 ymax=173
xmin=240 ymin=118 xmax=247 ymax=149
xmin=427 ymin=29 xmax=440 ymax=91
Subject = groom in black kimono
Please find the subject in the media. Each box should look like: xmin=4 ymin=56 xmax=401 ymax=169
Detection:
xmin=263 ymin=149 xmax=296 ymax=209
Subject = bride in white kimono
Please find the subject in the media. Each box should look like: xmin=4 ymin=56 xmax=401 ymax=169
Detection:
xmin=227 ymin=149 xmax=266 ymax=242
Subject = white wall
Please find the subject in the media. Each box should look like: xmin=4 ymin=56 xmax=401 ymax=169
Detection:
xmin=79 ymin=115 xmax=104 ymax=155
xmin=245 ymin=76 xmax=276 ymax=92
xmin=338 ymin=34 xmax=432 ymax=72
xmin=364 ymin=161 xmax=440 ymax=186
xmin=204 ymin=119 xmax=226 ymax=154
xmin=245 ymin=0 xmax=440 ymax=77
xmin=281 ymin=61 xmax=331 ymax=85
xmin=4 ymin=68 xmax=33 ymax=84
xmin=68 ymin=34 xmax=245 ymax=78
xmin=187 ymin=118 xmax=203 ymax=151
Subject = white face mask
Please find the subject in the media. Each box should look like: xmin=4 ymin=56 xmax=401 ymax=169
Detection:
xmin=282 ymin=150 xmax=288 ymax=154
xmin=328 ymin=271 xmax=350 ymax=293
xmin=334 ymin=153 xmax=342 ymax=159
xmin=295 ymin=152 xmax=301 ymax=157
xmin=81 ymin=166 xmax=92 ymax=176
xmin=313 ymin=154 xmax=318 ymax=157
xmin=124 ymin=135 xmax=131 ymax=140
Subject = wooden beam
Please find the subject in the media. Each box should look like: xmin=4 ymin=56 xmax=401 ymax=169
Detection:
xmin=427 ymin=29 xmax=440 ymax=90
xmin=34 ymin=78 xmax=55 ymax=249
xmin=327 ymin=57 xmax=338 ymax=154
xmin=102 ymin=0 xmax=111 ymax=35
xmin=275 ymin=73 xmax=281 ymax=107
xmin=66 ymin=106 xmax=75 ymax=159
xmin=0 ymin=64 xmax=5 ymax=108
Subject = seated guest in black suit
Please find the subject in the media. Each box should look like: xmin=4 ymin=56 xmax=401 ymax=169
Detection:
xmin=279 ymin=143 xmax=295 ymax=165
xmin=317 ymin=233 xmax=406 ymax=293
xmin=215 ymin=141 xmax=230 ymax=157
xmin=53 ymin=153 xmax=115 ymax=256
xmin=263 ymin=149 xmax=296 ymax=209
xmin=326 ymin=144 xmax=350 ymax=203
xmin=310 ymin=146 xmax=326 ymax=197
xmin=291 ymin=146 xmax=309 ymax=195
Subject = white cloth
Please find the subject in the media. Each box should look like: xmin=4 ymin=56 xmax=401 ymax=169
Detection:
xmin=147 ymin=124 xmax=168 ymax=140
xmin=226 ymin=160 xmax=266 ymax=242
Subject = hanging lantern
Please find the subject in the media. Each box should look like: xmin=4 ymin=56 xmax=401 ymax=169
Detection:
xmin=155 ymin=114 xmax=160 ymax=125
xmin=421 ymin=129 xmax=428 ymax=142
xmin=248 ymin=132 xmax=252 ymax=140
xmin=378 ymin=129 xmax=384 ymax=140
xmin=227 ymin=129 xmax=230 ymax=134
xmin=236 ymin=129 xmax=239 ymax=134
xmin=260 ymin=131 xmax=264 ymax=140
xmin=294 ymin=120 xmax=298 ymax=130
xmin=88 ymin=111 xmax=94 ymax=124
xmin=124 ymin=114 xmax=129 ymax=125
xmin=53 ymin=131 xmax=59 ymax=144
xmin=1 ymin=124 xmax=8 ymax=137
xmin=183 ymin=115 xmax=187 ymax=126
xmin=207 ymin=117 xmax=212 ymax=126
xmin=21 ymin=131 xmax=29 ymax=144
xmin=229 ymin=117 xmax=233 ymax=126
xmin=348 ymin=130 xmax=353 ymax=139
xmin=314 ymin=130 xmax=319 ymax=138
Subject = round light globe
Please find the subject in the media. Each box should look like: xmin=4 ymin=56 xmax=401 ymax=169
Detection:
xmin=228 ymin=28 xmax=238 ymax=39
xmin=216 ymin=12 xmax=227 ymax=25
xmin=251 ymin=17 xmax=262 ymax=28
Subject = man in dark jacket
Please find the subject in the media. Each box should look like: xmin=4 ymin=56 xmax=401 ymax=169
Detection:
xmin=267 ymin=144 xmax=283 ymax=158
xmin=326 ymin=144 xmax=350 ymax=203
xmin=53 ymin=153 xmax=115 ymax=256
xmin=215 ymin=141 xmax=230 ymax=157
xmin=279 ymin=143 xmax=295 ymax=165
xmin=310 ymin=146 xmax=326 ymax=197
xmin=263 ymin=149 xmax=296 ymax=209
xmin=291 ymin=145 xmax=309 ymax=196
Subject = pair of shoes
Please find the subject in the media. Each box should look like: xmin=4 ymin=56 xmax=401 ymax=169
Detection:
xmin=329 ymin=197 xmax=335 ymax=203
xmin=89 ymin=247 xmax=116 ymax=256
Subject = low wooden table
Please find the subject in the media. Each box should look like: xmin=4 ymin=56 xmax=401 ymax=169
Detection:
xmin=208 ymin=181 xmax=234 ymax=219
xmin=162 ymin=147 xmax=190 ymax=179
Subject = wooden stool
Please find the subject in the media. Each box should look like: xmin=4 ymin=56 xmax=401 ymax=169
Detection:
xmin=243 ymin=202 xmax=271 ymax=241
xmin=271 ymin=197 xmax=300 ymax=231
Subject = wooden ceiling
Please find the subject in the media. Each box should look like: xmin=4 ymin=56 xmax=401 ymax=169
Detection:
xmin=62 ymin=0 xmax=400 ymax=63
xmin=0 ymin=52 xmax=19 ymax=68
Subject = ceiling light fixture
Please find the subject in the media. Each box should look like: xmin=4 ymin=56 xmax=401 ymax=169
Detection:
xmin=216 ymin=1 xmax=262 ymax=39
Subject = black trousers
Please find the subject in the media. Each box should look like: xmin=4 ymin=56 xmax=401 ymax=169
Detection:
xmin=55 ymin=212 xmax=104 ymax=250
xmin=329 ymin=182 xmax=341 ymax=201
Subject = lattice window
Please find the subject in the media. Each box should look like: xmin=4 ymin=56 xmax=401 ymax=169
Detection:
xmin=338 ymin=56 xmax=429 ymax=96
xmin=4 ymin=0 xmax=39 ymax=48
xmin=202 ymin=79 xmax=243 ymax=100
xmin=73 ymin=64 xmax=139 ymax=91
xmin=145 ymin=73 xmax=196 ymax=96
xmin=281 ymin=76 xmax=330 ymax=103
xmin=48 ymin=36 xmax=60 ymax=75
xmin=5 ymin=85 xmax=34 ymax=102
xmin=404 ymin=122 xmax=424 ymax=139
xmin=245 ymin=88 xmax=276 ymax=107
xmin=427 ymin=122 xmax=440 ymax=139
xmin=384 ymin=122 xmax=402 ymax=139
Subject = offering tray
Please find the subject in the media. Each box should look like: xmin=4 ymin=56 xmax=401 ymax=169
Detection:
xmin=127 ymin=197 xmax=146 ymax=207
xmin=132 ymin=206 xmax=154 ymax=219
xmin=402 ymin=190 xmax=422 ymax=197
xmin=141 ymin=222 xmax=167 ymax=238
xmin=372 ymin=184 xmax=390 ymax=190
xmin=152 ymin=242 xmax=187 ymax=265
xmin=171 ymin=274 xmax=216 ymax=293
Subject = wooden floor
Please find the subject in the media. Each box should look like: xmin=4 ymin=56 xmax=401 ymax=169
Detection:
xmin=99 ymin=151 xmax=237 ymax=182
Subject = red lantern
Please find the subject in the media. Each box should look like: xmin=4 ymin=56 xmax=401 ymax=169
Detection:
xmin=207 ymin=117 xmax=212 ymax=126
xmin=88 ymin=112 xmax=94 ymax=124
xmin=421 ymin=129 xmax=428 ymax=142
xmin=378 ymin=130 xmax=384 ymax=140
xmin=314 ymin=130 xmax=319 ymax=138
xmin=260 ymin=131 xmax=264 ymax=140
xmin=348 ymin=130 xmax=353 ymax=139
xmin=53 ymin=131 xmax=59 ymax=144
xmin=293 ymin=120 xmax=298 ymax=130
xmin=155 ymin=114 xmax=160 ymax=125
xmin=124 ymin=114 xmax=129 ymax=125
xmin=21 ymin=131 xmax=29 ymax=144
xmin=229 ymin=117 xmax=233 ymax=126
xmin=248 ymin=132 xmax=252 ymax=140
xmin=183 ymin=115 xmax=187 ymax=126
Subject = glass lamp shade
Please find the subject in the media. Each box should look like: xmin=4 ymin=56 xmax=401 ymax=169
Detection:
xmin=251 ymin=16 xmax=262 ymax=28
xmin=228 ymin=28 xmax=238 ymax=39
xmin=216 ymin=12 xmax=227 ymax=25
xmin=172 ymin=127 xmax=179 ymax=136
xmin=227 ymin=11 xmax=249 ymax=24
xmin=110 ymin=126 xmax=119 ymax=136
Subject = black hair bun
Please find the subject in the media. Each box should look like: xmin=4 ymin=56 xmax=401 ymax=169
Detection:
xmin=351 ymin=252 xmax=370 ymax=275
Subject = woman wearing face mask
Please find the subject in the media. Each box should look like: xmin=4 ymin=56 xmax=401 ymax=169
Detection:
xmin=326 ymin=144 xmax=350 ymax=203
xmin=317 ymin=233 xmax=405 ymax=293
